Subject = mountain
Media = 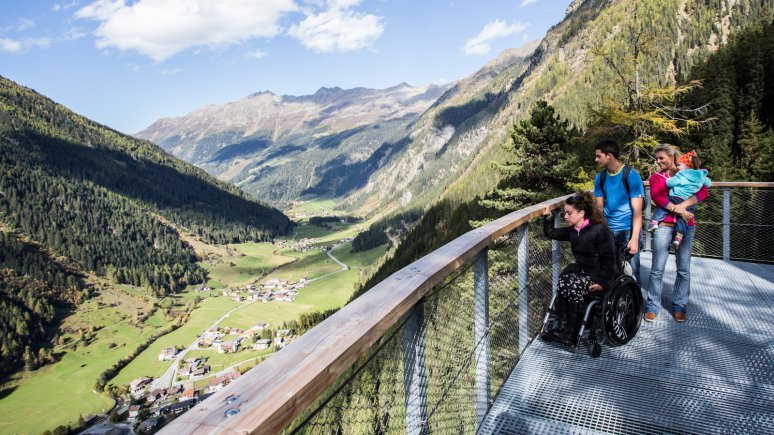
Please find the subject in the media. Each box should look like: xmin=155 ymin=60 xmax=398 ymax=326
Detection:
xmin=136 ymin=83 xmax=451 ymax=206
xmin=0 ymin=75 xmax=291 ymax=374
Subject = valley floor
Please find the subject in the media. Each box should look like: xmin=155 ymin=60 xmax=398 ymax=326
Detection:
xmin=0 ymin=221 xmax=388 ymax=435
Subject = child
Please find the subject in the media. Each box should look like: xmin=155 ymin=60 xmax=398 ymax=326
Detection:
xmin=647 ymin=150 xmax=711 ymax=250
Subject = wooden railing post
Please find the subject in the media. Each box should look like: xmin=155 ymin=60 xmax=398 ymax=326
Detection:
xmin=552 ymin=212 xmax=561 ymax=297
xmin=518 ymin=225 xmax=529 ymax=353
xmin=403 ymin=301 xmax=428 ymax=434
xmin=723 ymin=188 xmax=731 ymax=260
xmin=473 ymin=248 xmax=490 ymax=427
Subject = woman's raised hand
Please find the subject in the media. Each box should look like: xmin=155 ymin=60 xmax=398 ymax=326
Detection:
xmin=542 ymin=206 xmax=552 ymax=217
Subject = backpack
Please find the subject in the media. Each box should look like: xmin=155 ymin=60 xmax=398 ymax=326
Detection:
xmin=599 ymin=165 xmax=632 ymax=198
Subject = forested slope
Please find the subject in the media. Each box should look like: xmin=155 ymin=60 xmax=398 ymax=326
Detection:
xmin=0 ymin=76 xmax=292 ymax=375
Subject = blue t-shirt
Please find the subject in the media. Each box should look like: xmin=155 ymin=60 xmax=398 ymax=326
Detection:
xmin=593 ymin=166 xmax=644 ymax=231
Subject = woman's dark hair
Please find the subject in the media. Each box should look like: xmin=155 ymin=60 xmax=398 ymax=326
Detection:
xmin=566 ymin=191 xmax=606 ymax=225
xmin=595 ymin=139 xmax=620 ymax=159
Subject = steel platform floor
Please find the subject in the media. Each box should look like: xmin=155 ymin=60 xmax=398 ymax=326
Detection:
xmin=479 ymin=255 xmax=774 ymax=434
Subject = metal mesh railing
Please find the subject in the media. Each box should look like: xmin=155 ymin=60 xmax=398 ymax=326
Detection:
xmin=287 ymin=218 xmax=576 ymax=434
xmin=645 ymin=186 xmax=774 ymax=263
xmin=284 ymin=185 xmax=773 ymax=434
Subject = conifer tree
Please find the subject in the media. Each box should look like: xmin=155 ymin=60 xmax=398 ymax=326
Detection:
xmin=480 ymin=100 xmax=581 ymax=212
xmin=587 ymin=4 xmax=710 ymax=171
xmin=738 ymin=112 xmax=774 ymax=181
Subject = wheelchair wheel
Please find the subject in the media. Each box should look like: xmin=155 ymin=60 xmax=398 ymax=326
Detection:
xmin=602 ymin=275 xmax=643 ymax=346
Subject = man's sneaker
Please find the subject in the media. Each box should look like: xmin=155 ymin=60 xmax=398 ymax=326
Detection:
xmin=644 ymin=312 xmax=657 ymax=322
xmin=673 ymin=311 xmax=687 ymax=322
xmin=647 ymin=222 xmax=659 ymax=233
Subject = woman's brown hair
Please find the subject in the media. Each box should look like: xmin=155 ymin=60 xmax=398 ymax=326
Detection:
xmin=566 ymin=191 xmax=606 ymax=225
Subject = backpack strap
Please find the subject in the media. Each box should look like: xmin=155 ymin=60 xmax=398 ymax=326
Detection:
xmin=599 ymin=165 xmax=631 ymax=198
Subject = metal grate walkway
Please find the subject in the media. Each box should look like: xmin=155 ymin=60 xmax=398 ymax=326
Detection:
xmin=479 ymin=255 xmax=774 ymax=434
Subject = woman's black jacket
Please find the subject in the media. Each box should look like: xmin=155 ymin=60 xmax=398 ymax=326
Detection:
xmin=543 ymin=215 xmax=618 ymax=290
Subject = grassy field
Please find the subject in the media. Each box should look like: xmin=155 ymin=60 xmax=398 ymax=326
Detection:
xmin=111 ymin=296 xmax=241 ymax=386
xmin=0 ymin=289 xmax=162 ymax=434
xmin=332 ymin=243 xmax=389 ymax=268
xmin=288 ymin=223 xmax=363 ymax=244
xmin=285 ymin=198 xmax=339 ymax=215
xmin=266 ymin=249 xmax=342 ymax=281
xmin=185 ymin=348 xmax=273 ymax=374
xmin=0 ymin=222 xmax=388 ymax=434
xmin=204 ymin=242 xmax=295 ymax=287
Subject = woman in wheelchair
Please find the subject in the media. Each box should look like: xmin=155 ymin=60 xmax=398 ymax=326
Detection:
xmin=541 ymin=191 xmax=617 ymax=343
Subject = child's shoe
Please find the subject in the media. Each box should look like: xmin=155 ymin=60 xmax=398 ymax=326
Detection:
xmin=647 ymin=220 xmax=659 ymax=233
xmin=669 ymin=233 xmax=684 ymax=251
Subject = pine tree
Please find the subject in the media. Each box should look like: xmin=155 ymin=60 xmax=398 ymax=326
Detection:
xmin=738 ymin=112 xmax=774 ymax=181
xmin=480 ymin=100 xmax=581 ymax=212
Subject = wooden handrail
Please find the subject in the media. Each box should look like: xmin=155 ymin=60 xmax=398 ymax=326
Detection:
xmin=159 ymin=181 xmax=772 ymax=434
xmin=159 ymin=194 xmax=571 ymax=434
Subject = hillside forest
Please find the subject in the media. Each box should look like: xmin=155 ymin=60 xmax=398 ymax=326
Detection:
xmin=0 ymin=77 xmax=292 ymax=376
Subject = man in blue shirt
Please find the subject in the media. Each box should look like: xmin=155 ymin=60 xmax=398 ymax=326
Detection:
xmin=593 ymin=140 xmax=644 ymax=284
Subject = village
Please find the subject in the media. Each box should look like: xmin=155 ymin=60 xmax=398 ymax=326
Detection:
xmin=84 ymin=232 xmax=356 ymax=433
xmin=112 ymin=275 xmax=308 ymax=432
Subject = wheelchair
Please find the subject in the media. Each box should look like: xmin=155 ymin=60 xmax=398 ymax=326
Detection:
xmin=540 ymin=247 xmax=643 ymax=358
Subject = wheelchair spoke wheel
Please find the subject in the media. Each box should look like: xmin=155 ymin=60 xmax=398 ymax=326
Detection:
xmin=603 ymin=276 xmax=643 ymax=346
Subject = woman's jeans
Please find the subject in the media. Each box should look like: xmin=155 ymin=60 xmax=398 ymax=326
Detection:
xmin=647 ymin=224 xmax=695 ymax=314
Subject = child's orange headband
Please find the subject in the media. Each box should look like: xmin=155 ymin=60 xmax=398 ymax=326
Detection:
xmin=677 ymin=150 xmax=698 ymax=168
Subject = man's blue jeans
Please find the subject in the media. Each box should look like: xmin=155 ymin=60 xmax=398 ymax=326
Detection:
xmin=611 ymin=229 xmax=642 ymax=285
xmin=646 ymin=225 xmax=695 ymax=314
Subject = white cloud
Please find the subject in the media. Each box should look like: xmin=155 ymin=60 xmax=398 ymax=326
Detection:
xmin=0 ymin=38 xmax=22 ymax=53
xmin=246 ymin=49 xmax=268 ymax=59
xmin=463 ymin=20 xmax=526 ymax=55
xmin=288 ymin=0 xmax=383 ymax=53
xmin=76 ymin=0 xmax=124 ymax=21
xmin=16 ymin=19 xmax=36 ymax=32
xmin=0 ymin=36 xmax=52 ymax=53
xmin=75 ymin=0 xmax=298 ymax=62
xmin=159 ymin=67 xmax=182 ymax=75
xmin=520 ymin=0 xmax=538 ymax=7
xmin=53 ymin=2 xmax=80 ymax=12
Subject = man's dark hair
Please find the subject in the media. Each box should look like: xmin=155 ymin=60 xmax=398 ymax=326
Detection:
xmin=595 ymin=139 xmax=620 ymax=159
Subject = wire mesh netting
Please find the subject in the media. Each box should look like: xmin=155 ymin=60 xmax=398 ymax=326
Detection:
xmin=645 ymin=187 xmax=773 ymax=262
xmin=285 ymin=186 xmax=772 ymax=434
xmin=286 ymin=219 xmax=574 ymax=434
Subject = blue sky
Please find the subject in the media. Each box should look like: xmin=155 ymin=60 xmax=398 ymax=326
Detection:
xmin=1 ymin=0 xmax=571 ymax=134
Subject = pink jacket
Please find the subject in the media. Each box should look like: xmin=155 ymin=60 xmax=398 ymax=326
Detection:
xmin=649 ymin=171 xmax=710 ymax=227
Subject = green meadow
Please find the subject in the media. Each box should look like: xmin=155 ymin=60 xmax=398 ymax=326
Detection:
xmin=184 ymin=348 xmax=273 ymax=375
xmin=204 ymin=242 xmax=296 ymax=287
xmin=111 ymin=296 xmax=241 ymax=386
xmin=0 ymin=224 xmax=387 ymax=434
xmin=0 ymin=290 xmax=161 ymax=434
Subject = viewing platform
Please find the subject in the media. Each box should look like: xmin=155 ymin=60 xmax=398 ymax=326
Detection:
xmin=161 ymin=182 xmax=773 ymax=434
xmin=480 ymin=254 xmax=774 ymax=434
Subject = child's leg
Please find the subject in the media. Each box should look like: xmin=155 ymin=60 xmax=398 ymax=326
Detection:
xmin=649 ymin=206 xmax=669 ymax=232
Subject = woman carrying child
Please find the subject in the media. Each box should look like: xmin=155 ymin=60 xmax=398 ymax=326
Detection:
xmin=648 ymin=150 xmax=712 ymax=250
xmin=646 ymin=144 xmax=710 ymax=323
xmin=541 ymin=191 xmax=617 ymax=342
